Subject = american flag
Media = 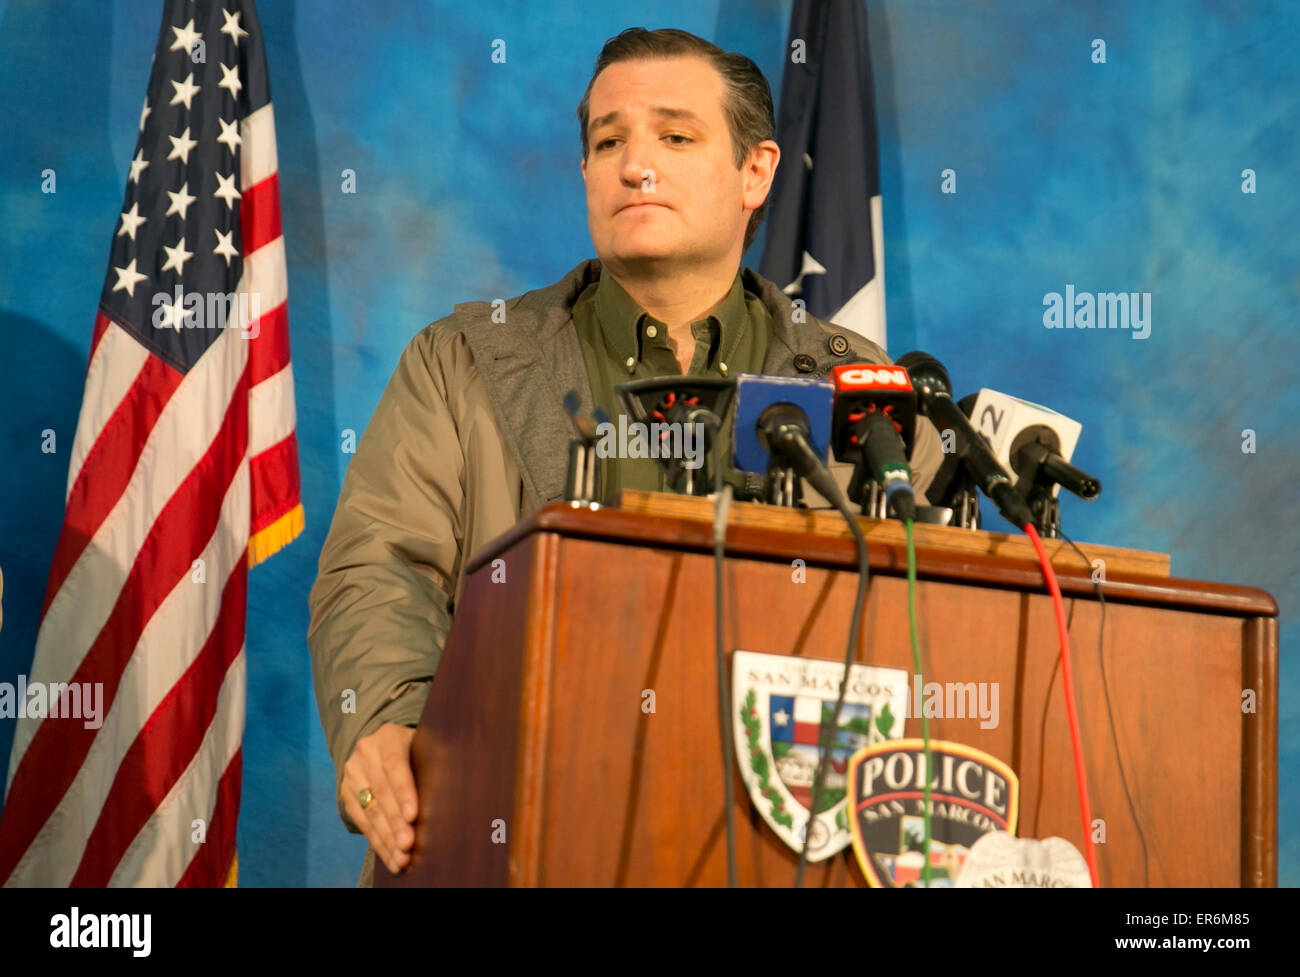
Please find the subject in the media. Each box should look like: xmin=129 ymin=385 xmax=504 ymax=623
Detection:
xmin=0 ymin=0 xmax=300 ymax=887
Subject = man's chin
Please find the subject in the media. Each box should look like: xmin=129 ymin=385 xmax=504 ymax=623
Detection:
xmin=602 ymin=236 xmax=682 ymax=266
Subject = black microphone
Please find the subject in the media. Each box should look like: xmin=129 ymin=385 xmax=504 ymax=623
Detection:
xmin=895 ymin=351 xmax=1035 ymax=530
xmin=756 ymin=402 xmax=846 ymax=510
xmin=830 ymin=363 xmax=918 ymax=521
xmin=964 ymin=388 xmax=1101 ymax=501
xmin=614 ymin=377 xmax=736 ymax=496
xmin=1016 ymin=442 xmax=1100 ymax=500
xmin=732 ymin=374 xmax=844 ymax=509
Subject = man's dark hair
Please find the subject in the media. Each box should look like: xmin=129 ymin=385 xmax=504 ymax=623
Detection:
xmin=576 ymin=28 xmax=777 ymax=253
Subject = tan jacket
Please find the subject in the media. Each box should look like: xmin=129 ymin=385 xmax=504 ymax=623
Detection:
xmin=307 ymin=258 xmax=943 ymax=847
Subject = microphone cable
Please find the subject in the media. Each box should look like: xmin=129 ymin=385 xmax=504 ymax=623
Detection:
xmin=795 ymin=489 xmax=870 ymax=888
xmin=1059 ymin=530 xmax=1155 ymax=887
xmin=709 ymin=421 xmax=738 ymax=888
xmin=1025 ymin=523 xmax=1100 ymax=887
xmin=904 ymin=517 xmax=935 ymax=887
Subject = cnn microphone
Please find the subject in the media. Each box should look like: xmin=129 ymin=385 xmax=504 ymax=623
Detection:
xmin=895 ymin=351 xmax=1035 ymax=531
xmin=731 ymin=374 xmax=843 ymax=509
xmin=830 ymin=363 xmax=918 ymax=521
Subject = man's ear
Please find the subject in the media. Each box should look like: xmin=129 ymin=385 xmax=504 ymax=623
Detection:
xmin=580 ymin=155 xmax=587 ymax=183
xmin=742 ymin=139 xmax=780 ymax=212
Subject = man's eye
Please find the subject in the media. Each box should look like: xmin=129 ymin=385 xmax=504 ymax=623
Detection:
xmin=595 ymin=138 xmax=618 ymax=150
xmin=664 ymin=134 xmax=692 ymax=145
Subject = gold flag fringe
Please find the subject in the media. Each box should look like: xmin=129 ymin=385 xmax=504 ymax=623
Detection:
xmin=247 ymin=503 xmax=304 ymax=567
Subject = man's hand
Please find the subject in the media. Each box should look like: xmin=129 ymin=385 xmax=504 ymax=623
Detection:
xmin=340 ymin=723 xmax=418 ymax=875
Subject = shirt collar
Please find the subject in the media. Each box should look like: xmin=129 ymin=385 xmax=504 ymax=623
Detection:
xmin=592 ymin=269 xmax=749 ymax=373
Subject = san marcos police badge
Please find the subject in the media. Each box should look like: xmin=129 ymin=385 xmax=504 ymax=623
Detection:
xmin=846 ymin=739 xmax=1020 ymax=887
xmin=732 ymin=650 xmax=909 ymax=862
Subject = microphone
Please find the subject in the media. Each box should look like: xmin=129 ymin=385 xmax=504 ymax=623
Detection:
xmin=830 ymin=363 xmax=918 ymax=521
xmin=614 ymin=377 xmax=736 ymax=496
xmin=731 ymin=374 xmax=843 ymax=509
xmin=966 ymin=389 xmax=1100 ymax=537
xmin=895 ymin=351 xmax=1035 ymax=530
xmin=967 ymin=389 xmax=1100 ymax=501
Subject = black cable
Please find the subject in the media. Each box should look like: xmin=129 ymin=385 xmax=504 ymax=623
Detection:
xmin=794 ymin=495 xmax=870 ymax=888
xmin=710 ymin=426 xmax=738 ymax=888
xmin=1060 ymin=530 xmax=1151 ymax=888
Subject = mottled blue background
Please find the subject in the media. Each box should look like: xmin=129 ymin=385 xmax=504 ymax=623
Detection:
xmin=1 ymin=0 xmax=1295 ymax=887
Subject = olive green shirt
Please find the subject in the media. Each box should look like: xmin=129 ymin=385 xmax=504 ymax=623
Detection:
xmin=573 ymin=268 xmax=770 ymax=499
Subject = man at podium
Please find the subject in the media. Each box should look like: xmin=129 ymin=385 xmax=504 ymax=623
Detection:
xmin=307 ymin=27 xmax=944 ymax=886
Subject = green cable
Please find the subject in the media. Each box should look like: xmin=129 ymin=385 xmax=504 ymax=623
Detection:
xmin=905 ymin=518 xmax=933 ymax=888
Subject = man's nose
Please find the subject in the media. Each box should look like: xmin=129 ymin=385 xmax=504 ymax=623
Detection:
xmin=618 ymin=134 xmax=659 ymax=188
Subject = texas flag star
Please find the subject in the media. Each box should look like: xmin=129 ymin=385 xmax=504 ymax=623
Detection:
xmin=773 ymin=708 xmax=790 ymax=727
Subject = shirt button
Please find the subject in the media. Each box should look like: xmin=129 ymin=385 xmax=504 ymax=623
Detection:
xmin=793 ymin=353 xmax=817 ymax=373
xmin=645 ymin=325 xmax=658 ymax=338
xmin=625 ymin=356 xmax=635 ymax=371
xmin=718 ymin=362 xmax=728 ymax=376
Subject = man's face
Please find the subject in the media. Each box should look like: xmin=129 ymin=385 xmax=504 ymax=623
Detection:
xmin=581 ymin=56 xmax=775 ymax=271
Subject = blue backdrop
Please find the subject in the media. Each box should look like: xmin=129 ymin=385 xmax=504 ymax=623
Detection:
xmin=1 ymin=0 xmax=1295 ymax=887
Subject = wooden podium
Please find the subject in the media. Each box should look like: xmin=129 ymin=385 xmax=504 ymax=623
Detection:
xmin=376 ymin=490 xmax=1277 ymax=888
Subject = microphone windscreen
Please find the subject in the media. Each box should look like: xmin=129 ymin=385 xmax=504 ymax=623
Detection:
xmin=731 ymin=374 xmax=834 ymax=475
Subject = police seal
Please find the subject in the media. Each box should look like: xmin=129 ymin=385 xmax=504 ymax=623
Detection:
xmin=846 ymin=739 xmax=1020 ymax=887
xmin=732 ymin=651 xmax=909 ymax=862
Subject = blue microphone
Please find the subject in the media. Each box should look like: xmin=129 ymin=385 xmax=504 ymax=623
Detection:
xmin=730 ymin=374 xmax=844 ymax=508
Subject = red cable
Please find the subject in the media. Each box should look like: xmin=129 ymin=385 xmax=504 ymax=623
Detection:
xmin=1025 ymin=523 xmax=1101 ymax=888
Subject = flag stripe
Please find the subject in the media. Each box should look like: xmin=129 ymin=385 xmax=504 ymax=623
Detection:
xmin=89 ymin=310 xmax=113 ymax=363
xmin=250 ymin=431 xmax=302 ymax=533
xmin=176 ymin=748 xmax=243 ymax=888
xmin=248 ymin=301 xmax=290 ymax=385
xmin=249 ymin=364 xmax=297 ymax=458
xmin=240 ymin=103 xmax=278 ymax=189
xmin=240 ymin=172 xmax=282 ymax=256
xmin=70 ymin=558 xmax=248 ymax=886
xmin=108 ymin=653 xmax=246 ymax=887
xmin=0 ymin=367 xmax=249 ymax=884
xmin=44 ymin=350 xmax=185 ymax=617
xmin=236 ymin=236 xmax=289 ymax=334
xmin=65 ymin=317 xmax=154 ymax=500
xmin=6 ymin=460 xmax=248 ymax=886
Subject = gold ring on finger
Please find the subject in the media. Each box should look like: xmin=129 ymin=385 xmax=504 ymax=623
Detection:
xmin=358 ymin=787 xmax=374 ymax=810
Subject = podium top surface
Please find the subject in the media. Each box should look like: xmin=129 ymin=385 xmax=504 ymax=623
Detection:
xmin=470 ymin=490 xmax=1276 ymax=618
